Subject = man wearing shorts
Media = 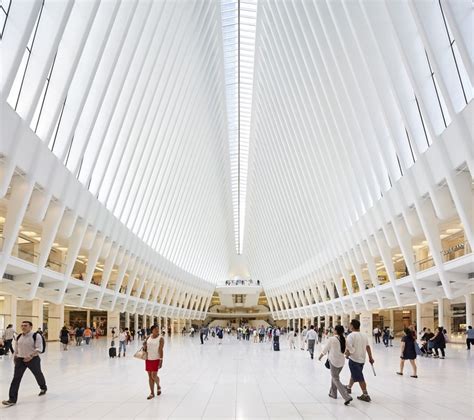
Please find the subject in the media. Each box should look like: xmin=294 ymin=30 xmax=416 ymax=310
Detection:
xmin=345 ymin=319 xmax=374 ymax=402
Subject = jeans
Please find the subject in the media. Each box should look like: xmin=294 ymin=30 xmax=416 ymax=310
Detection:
xmin=467 ymin=338 xmax=474 ymax=350
xmin=85 ymin=337 xmax=91 ymax=345
xmin=9 ymin=356 xmax=47 ymax=403
xmin=4 ymin=339 xmax=14 ymax=354
xmin=329 ymin=362 xmax=351 ymax=401
xmin=119 ymin=341 xmax=126 ymax=354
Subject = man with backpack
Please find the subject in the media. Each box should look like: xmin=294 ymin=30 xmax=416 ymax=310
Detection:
xmin=2 ymin=321 xmax=47 ymax=407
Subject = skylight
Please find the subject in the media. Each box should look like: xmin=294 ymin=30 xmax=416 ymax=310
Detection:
xmin=221 ymin=0 xmax=258 ymax=255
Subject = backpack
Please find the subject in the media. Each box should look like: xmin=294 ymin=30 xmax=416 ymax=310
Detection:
xmin=17 ymin=332 xmax=46 ymax=354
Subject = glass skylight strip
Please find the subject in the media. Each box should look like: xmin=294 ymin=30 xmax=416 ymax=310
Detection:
xmin=221 ymin=0 xmax=257 ymax=255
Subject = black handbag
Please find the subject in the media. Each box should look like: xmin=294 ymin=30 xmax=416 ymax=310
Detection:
xmin=325 ymin=358 xmax=330 ymax=369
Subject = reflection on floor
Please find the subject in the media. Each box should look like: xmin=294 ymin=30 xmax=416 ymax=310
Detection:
xmin=0 ymin=333 xmax=472 ymax=419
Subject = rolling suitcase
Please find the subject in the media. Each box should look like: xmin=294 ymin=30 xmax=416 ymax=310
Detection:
xmin=273 ymin=340 xmax=280 ymax=351
xmin=109 ymin=341 xmax=116 ymax=358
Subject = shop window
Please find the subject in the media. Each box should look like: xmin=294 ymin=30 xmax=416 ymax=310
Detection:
xmin=451 ymin=303 xmax=467 ymax=336
xmin=392 ymin=249 xmax=408 ymax=279
xmin=413 ymin=239 xmax=434 ymax=271
xmin=440 ymin=226 xmax=470 ymax=262
xmin=375 ymin=258 xmax=389 ymax=284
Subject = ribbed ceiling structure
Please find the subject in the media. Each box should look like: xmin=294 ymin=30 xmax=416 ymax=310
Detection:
xmin=1 ymin=0 xmax=473 ymax=317
xmin=2 ymin=0 xmax=234 ymax=284
xmin=245 ymin=0 xmax=472 ymax=311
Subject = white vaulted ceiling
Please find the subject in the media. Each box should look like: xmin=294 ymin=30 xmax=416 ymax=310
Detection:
xmin=2 ymin=0 xmax=235 ymax=284
xmin=1 ymin=0 xmax=473 ymax=314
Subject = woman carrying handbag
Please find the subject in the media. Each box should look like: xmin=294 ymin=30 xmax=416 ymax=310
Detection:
xmin=138 ymin=325 xmax=164 ymax=400
xmin=318 ymin=325 xmax=353 ymax=406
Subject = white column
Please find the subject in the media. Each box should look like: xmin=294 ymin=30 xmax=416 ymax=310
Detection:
xmin=47 ymin=303 xmax=64 ymax=342
xmin=16 ymin=298 xmax=43 ymax=330
xmin=317 ymin=316 xmax=321 ymax=329
xmin=359 ymin=311 xmax=373 ymax=340
xmin=417 ymin=302 xmax=434 ymax=332
xmin=86 ymin=310 xmax=91 ymax=327
xmin=466 ymin=294 xmax=473 ymax=327
xmin=0 ymin=294 xmax=17 ymax=328
xmin=107 ymin=311 xmax=120 ymax=338
xmin=33 ymin=298 xmax=44 ymax=330
xmin=416 ymin=303 xmax=422 ymax=335
xmin=324 ymin=315 xmax=329 ymax=328
xmin=389 ymin=309 xmax=395 ymax=331
xmin=134 ymin=313 xmax=139 ymax=331
xmin=437 ymin=298 xmax=445 ymax=329
xmin=125 ymin=312 xmax=130 ymax=329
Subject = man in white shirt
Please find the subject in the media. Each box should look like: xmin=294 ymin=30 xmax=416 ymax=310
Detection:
xmin=306 ymin=325 xmax=318 ymax=359
xmin=345 ymin=319 xmax=374 ymax=403
xmin=2 ymin=321 xmax=47 ymax=406
xmin=300 ymin=326 xmax=307 ymax=350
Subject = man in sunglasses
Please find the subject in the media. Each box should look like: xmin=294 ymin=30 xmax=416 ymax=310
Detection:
xmin=2 ymin=321 xmax=47 ymax=407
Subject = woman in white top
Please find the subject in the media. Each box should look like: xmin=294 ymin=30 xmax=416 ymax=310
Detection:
xmin=288 ymin=328 xmax=296 ymax=349
xmin=318 ymin=325 xmax=352 ymax=405
xmin=142 ymin=325 xmax=164 ymax=400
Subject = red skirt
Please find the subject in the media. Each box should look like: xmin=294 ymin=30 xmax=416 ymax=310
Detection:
xmin=145 ymin=359 xmax=162 ymax=372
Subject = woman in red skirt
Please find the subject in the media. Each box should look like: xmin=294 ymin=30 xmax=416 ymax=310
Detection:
xmin=143 ymin=325 xmax=164 ymax=399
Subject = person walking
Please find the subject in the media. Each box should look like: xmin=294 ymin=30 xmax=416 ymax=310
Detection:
xmin=59 ymin=326 xmax=69 ymax=351
xmin=200 ymin=325 xmax=206 ymax=345
xmin=430 ymin=327 xmax=446 ymax=359
xmin=143 ymin=325 xmax=164 ymax=400
xmin=373 ymin=327 xmax=381 ymax=344
xmin=396 ymin=328 xmax=418 ymax=378
xmin=319 ymin=325 xmax=353 ymax=405
xmin=382 ymin=327 xmax=390 ymax=347
xmin=3 ymin=324 xmax=15 ymax=355
xmin=83 ymin=326 xmax=92 ymax=345
xmin=466 ymin=326 xmax=474 ymax=350
xmin=75 ymin=326 xmax=84 ymax=346
xmin=2 ymin=321 xmax=47 ymax=407
xmin=288 ymin=328 xmax=296 ymax=349
xmin=300 ymin=326 xmax=307 ymax=350
xmin=306 ymin=325 xmax=317 ymax=359
xmin=118 ymin=328 xmax=128 ymax=357
xmin=345 ymin=319 xmax=374 ymax=402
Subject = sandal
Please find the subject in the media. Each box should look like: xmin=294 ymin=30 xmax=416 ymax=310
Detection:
xmin=396 ymin=372 xmax=403 ymax=375
xmin=147 ymin=394 xmax=155 ymax=400
xmin=410 ymin=375 xmax=418 ymax=378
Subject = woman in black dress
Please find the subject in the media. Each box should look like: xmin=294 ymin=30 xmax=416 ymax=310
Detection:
xmin=396 ymin=328 xmax=417 ymax=378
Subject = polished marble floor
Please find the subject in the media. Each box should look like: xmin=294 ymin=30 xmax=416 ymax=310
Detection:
xmin=0 ymin=332 xmax=472 ymax=420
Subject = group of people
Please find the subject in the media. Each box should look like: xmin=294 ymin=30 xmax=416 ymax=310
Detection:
xmin=224 ymin=279 xmax=260 ymax=286
xmin=372 ymin=326 xmax=394 ymax=347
